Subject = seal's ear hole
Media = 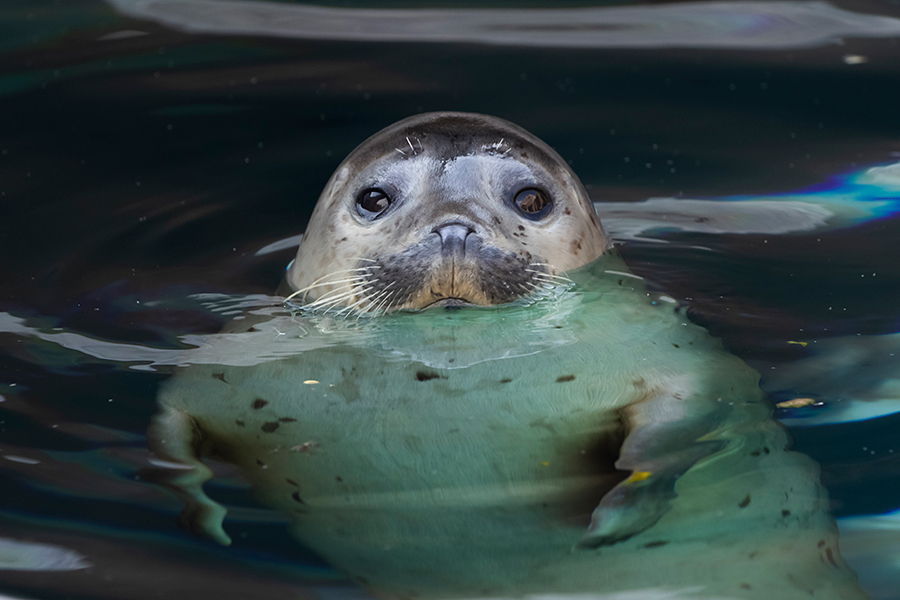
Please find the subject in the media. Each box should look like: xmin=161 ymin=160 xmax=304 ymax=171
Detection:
xmin=357 ymin=188 xmax=392 ymax=220
xmin=514 ymin=188 xmax=552 ymax=220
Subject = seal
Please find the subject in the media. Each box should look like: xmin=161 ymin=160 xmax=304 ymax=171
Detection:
xmin=285 ymin=112 xmax=609 ymax=312
xmin=148 ymin=114 xmax=870 ymax=600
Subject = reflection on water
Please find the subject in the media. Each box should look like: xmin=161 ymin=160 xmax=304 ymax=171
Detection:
xmin=0 ymin=538 xmax=90 ymax=572
xmin=109 ymin=0 xmax=900 ymax=49
xmin=596 ymin=162 xmax=900 ymax=241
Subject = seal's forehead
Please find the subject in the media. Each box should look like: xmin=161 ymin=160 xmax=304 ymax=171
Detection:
xmin=342 ymin=112 xmax=564 ymax=171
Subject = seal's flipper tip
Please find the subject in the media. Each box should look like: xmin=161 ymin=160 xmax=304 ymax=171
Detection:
xmin=147 ymin=406 xmax=231 ymax=545
xmin=577 ymin=472 xmax=675 ymax=549
xmin=178 ymin=494 xmax=231 ymax=546
xmin=577 ymin=501 xmax=661 ymax=548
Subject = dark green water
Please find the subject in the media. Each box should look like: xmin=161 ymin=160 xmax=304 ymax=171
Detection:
xmin=2 ymin=1 xmax=900 ymax=599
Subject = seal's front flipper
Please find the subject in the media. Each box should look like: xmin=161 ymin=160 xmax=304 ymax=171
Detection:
xmin=146 ymin=407 xmax=231 ymax=546
xmin=579 ymin=390 xmax=727 ymax=548
xmin=579 ymin=469 xmax=676 ymax=547
xmin=577 ymin=445 xmax=718 ymax=548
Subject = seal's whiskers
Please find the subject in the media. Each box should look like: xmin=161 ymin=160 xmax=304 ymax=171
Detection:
xmin=369 ymin=287 xmax=399 ymax=316
xmin=311 ymin=286 xmax=373 ymax=313
xmin=525 ymin=266 xmax=572 ymax=284
xmin=286 ymin=266 xmax=379 ymax=304
xmin=357 ymin=282 xmax=396 ymax=316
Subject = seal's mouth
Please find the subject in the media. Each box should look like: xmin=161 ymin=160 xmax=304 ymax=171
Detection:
xmin=425 ymin=297 xmax=473 ymax=309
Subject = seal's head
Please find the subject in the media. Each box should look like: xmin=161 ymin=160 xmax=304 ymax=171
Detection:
xmin=286 ymin=112 xmax=609 ymax=312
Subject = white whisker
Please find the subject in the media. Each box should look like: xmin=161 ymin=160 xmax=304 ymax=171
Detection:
xmin=362 ymin=283 xmax=396 ymax=315
xmin=307 ymin=287 xmax=367 ymax=310
xmin=374 ymin=290 xmax=398 ymax=315
xmin=334 ymin=294 xmax=372 ymax=317
xmin=352 ymin=284 xmax=393 ymax=320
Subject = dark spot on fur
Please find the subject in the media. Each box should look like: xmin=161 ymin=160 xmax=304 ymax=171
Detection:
xmin=817 ymin=540 xmax=827 ymax=548
xmin=212 ymin=373 xmax=226 ymax=382
xmin=286 ymin=479 xmax=298 ymax=486
xmin=564 ymin=207 xmax=572 ymax=215
xmin=235 ymin=419 xmax=245 ymax=427
xmin=261 ymin=422 xmax=280 ymax=433
xmin=335 ymin=476 xmax=343 ymax=482
xmin=672 ymin=343 xmax=680 ymax=348
xmin=556 ymin=374 xmax=576 ymax=383
xmin=291 ymin=492 xmax=307 ymax=505
xmin=279 ymin=417 xmax=297 ymax=423
xmin=256 ymin=459 xmax=265 ymax=466
xmin=750 ymin=450 xmax=761 ymax=457
xmin=782 ymin=510 xmax=791 ymax=517
xmin=644 ymin=540 xmax=669 ymax=548
xmin=248 ymin=327 xmax=259 ymax=332
xmin=416 ymin=371 xmax=442 ymax=381
xmin=825 ymin=547 xmax=837 ymax=567
xmin=763 ymin=447 xmax=770 ymax=454
xmin=252 ymin=398 xmax=268 ymax=410
xmin=500 ymin=378 xmax=512 ymax=383
xmin=738 ymin=494 xmax=751 ymax=508
xmin=530 ymin=417 xmax=557 ymax=433
xmin=740 ymin=584 xmax=751 ymax=590
xmin=517 ymin=225 xmax=524 ymax=231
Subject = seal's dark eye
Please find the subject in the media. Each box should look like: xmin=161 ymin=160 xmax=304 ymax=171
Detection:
xmin=357 ymin=188 xmax=392 ymax=219
xmin=514 ymin=188 xmax=552 ymax=219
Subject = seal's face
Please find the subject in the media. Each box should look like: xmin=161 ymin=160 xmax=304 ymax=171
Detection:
xmin=287 ymin=112 xmax=609 ymax=312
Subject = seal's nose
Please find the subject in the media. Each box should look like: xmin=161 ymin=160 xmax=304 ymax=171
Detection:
xmin=434 ymin=222 xmax=474 ymax=256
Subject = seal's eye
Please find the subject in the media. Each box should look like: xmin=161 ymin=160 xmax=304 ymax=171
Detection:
xmin=356 ymin=188 xmax=392 ymax=219
xmin=514 ymin=188 xmax=552 ymax=219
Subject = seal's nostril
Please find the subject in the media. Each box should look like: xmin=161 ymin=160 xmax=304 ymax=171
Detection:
xmin=433 ymin=223 xmax=474 ymax=256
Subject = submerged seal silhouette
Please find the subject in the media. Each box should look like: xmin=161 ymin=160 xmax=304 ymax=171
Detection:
xmin=285 ymin=112 xmax=609 ymax=311
xmin=150 ymin=113 xmax=870 ymax=600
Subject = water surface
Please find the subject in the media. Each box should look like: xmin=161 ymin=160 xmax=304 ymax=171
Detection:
xmin=2 ymin=1 xmax=900 ymax=599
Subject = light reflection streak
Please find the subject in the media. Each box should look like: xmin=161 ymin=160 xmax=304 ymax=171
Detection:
xmin=106 ymin=0 xmax=900 ymax=50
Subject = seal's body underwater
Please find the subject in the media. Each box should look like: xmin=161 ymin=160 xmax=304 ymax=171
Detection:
xmin=152 ymin=113 xmax=869 ymax=599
